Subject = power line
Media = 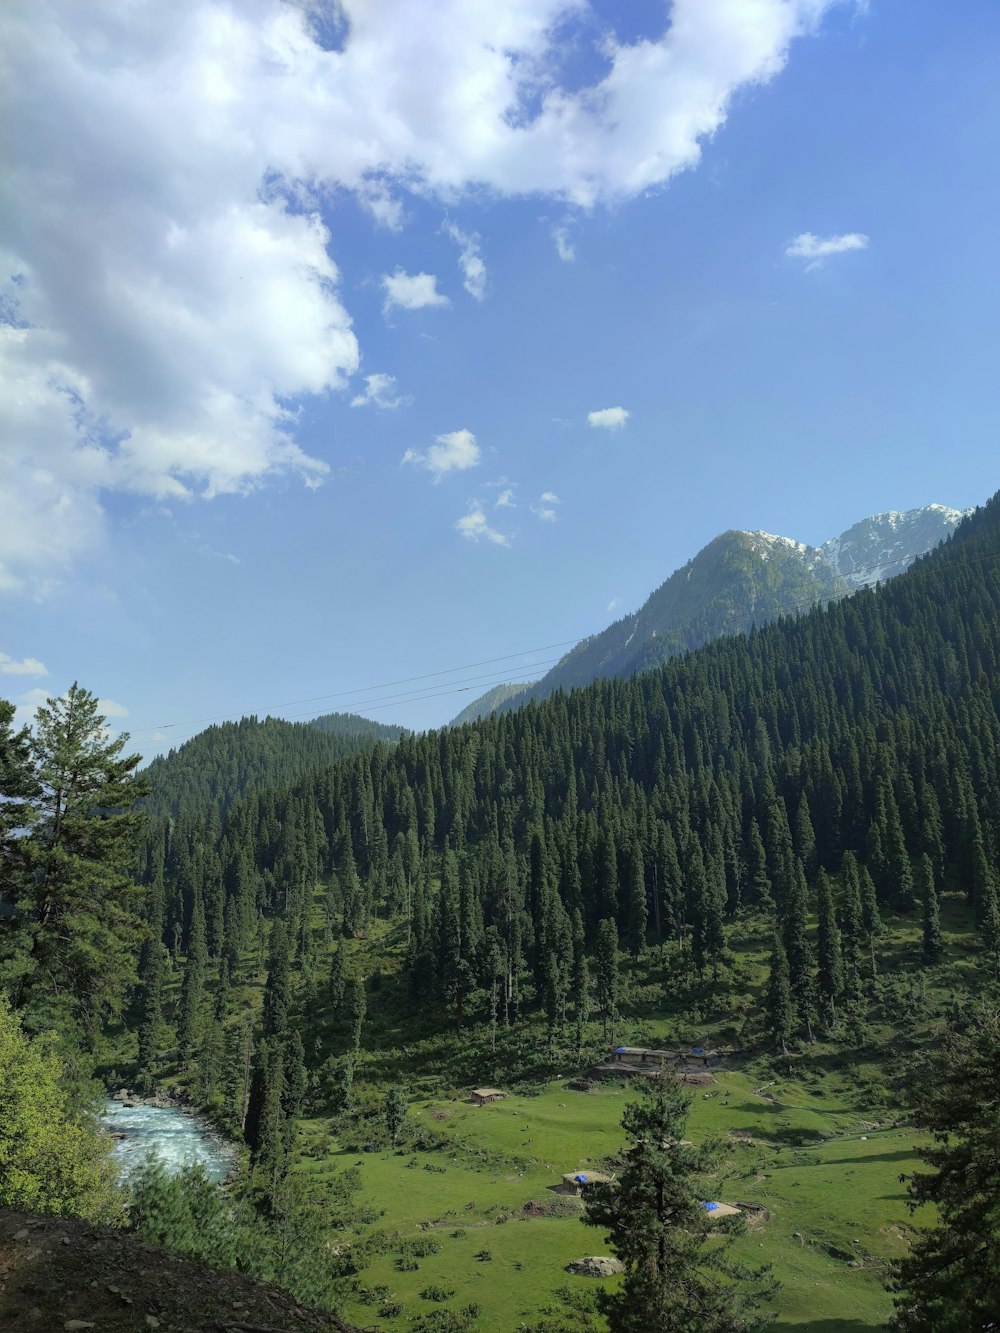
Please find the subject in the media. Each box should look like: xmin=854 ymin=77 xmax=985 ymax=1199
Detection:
xmin=129 ymin=538 xmax=994 ymax=743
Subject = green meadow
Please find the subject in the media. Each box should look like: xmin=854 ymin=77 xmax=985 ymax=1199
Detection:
xmin=299 ymin=1066 xmax=925 ymax=1331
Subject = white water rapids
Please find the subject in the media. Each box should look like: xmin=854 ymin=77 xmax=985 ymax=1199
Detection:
xmin=103 ymin=1100 xmax=235 ymax=1182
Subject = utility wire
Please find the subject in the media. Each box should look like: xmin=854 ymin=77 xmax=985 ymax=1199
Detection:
xmin=127 ymin=539 xmax=992 ymax=743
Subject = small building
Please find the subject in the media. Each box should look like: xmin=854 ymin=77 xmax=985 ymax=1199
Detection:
xmin=700 ymin=1200 xmax=741 ymax=1223
xmin=471 ymin=1088 xmax=508 ymax=1106
xmin=561 ymin=1170 xmax=614 ymax=1195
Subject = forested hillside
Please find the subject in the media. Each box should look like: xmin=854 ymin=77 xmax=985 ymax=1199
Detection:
xmin=456 ymin=505 xmax=968 ymax=724
xmin=142 ymin=712 xmax=405 ymax=819
xmin=140 ymin=492 xmax=1000 ymax=1085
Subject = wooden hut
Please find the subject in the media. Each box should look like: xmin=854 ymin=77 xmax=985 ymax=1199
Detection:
xmin=561 ymin=1170 xmax=614 ymax=1196
xmin=471 ymin=1088 xmax=508 ymax=1107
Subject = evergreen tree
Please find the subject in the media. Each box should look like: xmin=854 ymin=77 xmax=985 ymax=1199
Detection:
xmin=4 ymin=685 xmax=149 ymax=1040
xmin=918 ymin=853 xmax=943 ymax=964
xmin=595 ymin=918 xmax=620 ymax=1044
xmin=889 ymin=1003 xmax=1000 ymax=1331
xmin=350 ymin=974 xmax=366 ymax=1056
xmin=583 ymin=1075 xmax=777 ymax=1332
xmin=816 ymin=869 xmax=843 ymax=1030
xmin=384 ymin=1084 xmax=407 ymax=1146
xmin=764 ymin=933 xmax=795 ymax=1055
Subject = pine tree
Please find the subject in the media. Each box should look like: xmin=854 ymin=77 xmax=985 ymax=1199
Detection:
xmin=782 ymin=860 xmax=815 ymax=1042
xmin=764 ymin=933 xmax=795 ymax=1056
xmin=350 ymin=975 xmax=366 ymax=1056
xmin=918 ymin=853 xmax=943 ymax=964
xmin=816 ymin=869 xmax=843 ymax=1030
xmin=385 ymin=1084 xmax=407 ymax=1146
xmin=595 ymin=918 xmax=620 ymax=1044
xmin=889 ymin=1002 xmax=1000 ymax=1331
xmin=583 ymin=1075 xmax=777 ymax=1332
xmin=178 ymin=892 xmax=208 ymax=1060
xmin=7 ymin=684 xmax=149 ymax=1039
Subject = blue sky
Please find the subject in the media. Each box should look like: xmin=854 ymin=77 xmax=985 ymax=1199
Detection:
xmin=2 ymin=0 xmax=999 ymax=754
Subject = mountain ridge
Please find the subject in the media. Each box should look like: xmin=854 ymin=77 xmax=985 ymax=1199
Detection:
xmin=453 ymin=502 xmax=971 ymax=723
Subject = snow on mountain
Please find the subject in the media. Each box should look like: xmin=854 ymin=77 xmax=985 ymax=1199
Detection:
xmin=819 ymin=504 xmax=971 ymax=589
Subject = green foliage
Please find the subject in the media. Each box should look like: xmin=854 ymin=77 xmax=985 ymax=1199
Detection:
xmin=583 ymin=1075 xmax=777 ymax=1332
xmin=129 ymin=1160 xmax=345 ymax=1313
xmin=1 ymin=684 xmax=149 ymax=1041
xmin=889 ymin=1002 xmax=1000 ymax=1331
xmin=0 ymin=998 xmax=122 ymax=1223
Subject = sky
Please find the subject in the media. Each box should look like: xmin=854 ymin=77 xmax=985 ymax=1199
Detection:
xmin=2 ymin=0 xmax=999 ymax=757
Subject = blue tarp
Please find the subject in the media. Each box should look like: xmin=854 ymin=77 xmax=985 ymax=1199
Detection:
xmin=692 ymin=1046 xmax=705 ymax=1054
xmin=615 ymin=1047 xmax=627 ymax=1053
xmin=701 ymin=1201 xmax=719 ymax=1212
xmin=575 ymin=1174 xmax=589 ymax=1183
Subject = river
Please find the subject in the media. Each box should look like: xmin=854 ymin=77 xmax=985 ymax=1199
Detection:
xmin=103 ymin=1100 xmax=235 ymax=1183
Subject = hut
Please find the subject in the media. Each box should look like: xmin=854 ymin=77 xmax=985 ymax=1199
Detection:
xmin=471 ymin=1088 xmax=508 ymax=1107
xmin=700 ymin=1200 xmax=741 ymax=1223
xmin=592 ymin=1046 xmax=675 ymax=1079
xmin=561 ymin=1170 xmax=614 ymax=1196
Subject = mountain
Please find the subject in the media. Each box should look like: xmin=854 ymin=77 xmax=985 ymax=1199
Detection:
xmin=819 ymin=503 xmax=970 ymax=588
xmin=453 ymin=503 xmax=969 ymax=723
xmin=143 ymin=711 xmax=405 ymax=819
xmin=450 ymin=681 xmax=536 ymax=727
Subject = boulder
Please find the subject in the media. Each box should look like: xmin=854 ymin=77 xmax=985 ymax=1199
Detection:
xmin=566 ymin=1256 xmax=625 ymax=1278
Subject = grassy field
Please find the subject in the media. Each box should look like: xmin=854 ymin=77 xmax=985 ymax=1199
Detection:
xmin=130 ymin=888 xmax=986 ymax=1331
xmin=299 ymin=1064 xmax=925 ymax=1331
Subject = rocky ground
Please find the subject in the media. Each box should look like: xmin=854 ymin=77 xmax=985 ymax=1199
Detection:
xmin=0 ymin=1210 xmax=360 ymax=1333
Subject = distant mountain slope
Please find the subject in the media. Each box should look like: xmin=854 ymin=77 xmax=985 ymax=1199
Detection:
xmin=450 ymin=681 xmax=534 ymax=727
xmin=454 ymin=503 xmax=969 ymax=723
xmin=144 ymin=712 xmax=405 ymax=818
xmin=819 ymin=504 xmax=970 ymax=588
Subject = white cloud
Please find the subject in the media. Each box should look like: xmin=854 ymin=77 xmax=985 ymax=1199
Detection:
xmin=785 ymin=231 xmax=869 ymax=267
xmin=495 ymin=488 xmax=517 ymax=508
xmin=607 ymin=596 xmax=622 ymax=612
xmin=445 ymin=223 xmax=487 ymax=300
xmin=532 ymin=490 xmax=560 ymax=521
xmin=455 ymin=501 xmax=510 ymax=546
xmin=382 ymin=269 xmax=450 ymax=313
xmin=588 ymin=406 xmax=630 ymax=431
xmin=552 ymin=223 xmax=576 ymax=262
xmin=99 ymin=698 xmax=129 ymax=718
xmin=350 ymin=372 xmax=410 ymax=409
xmin=11 ymin=687 xmax=49 ymax=731
xmin=1 ymin=0 xmax=838 ymax=588
xmin=0 ymin=651 xmax=48 ymax=677
xmin=403 ymin=428 xmax=480 ymax=481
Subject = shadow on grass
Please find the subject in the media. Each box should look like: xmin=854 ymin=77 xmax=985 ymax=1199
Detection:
xmin=785 ymin=1323 xmax=880 ymax=1332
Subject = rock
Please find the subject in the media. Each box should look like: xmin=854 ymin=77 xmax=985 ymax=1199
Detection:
xmin=13 ymin=1227 xmax=30 ymax=1240
xmin=145 ymin=1317 xmax=161 ymax=1329
xmin=566 ymin=1256 xmax=625 ymax=1278
xmin=64 ymin=1322 xmax=97 ymax=1330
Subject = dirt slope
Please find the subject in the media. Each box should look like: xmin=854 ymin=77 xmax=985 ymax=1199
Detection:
xmin=0 ymin=1210 xmax=361 ymax=1333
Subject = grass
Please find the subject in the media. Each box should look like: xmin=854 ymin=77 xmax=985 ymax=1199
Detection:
xmin=119 ymin=884 xmax=989 ymax=1331
xmin=297 ymin=1068 xmax=926 ymax=1331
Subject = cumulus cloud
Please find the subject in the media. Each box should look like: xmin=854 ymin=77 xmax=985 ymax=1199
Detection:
xmin=785 ymin=231 xmax=869 ymax=267
xmin=455 ymin=501 xmax=510 ymax=546
xmin=99 ymin=698 xmax=129 ymax=719
xmin=495 ymin=488 xmax=517 ymax=509
xmin=11 ymin=687 xmax=50 ymax=731
xmin=532 ymin=490 xmax=560 ymax=521
xmin=350 ymin=372 xmax=410 ymax=409
xmin=607 ymin=596 xmax=622 ymax=612
xmin=0 ymin=651 xmax=48 ymax=676
xmin=445 ymin=224 xmax=487 ymax=300
xmin=588 ymin=406 xmax=630 ymax=431
xmin=1 ymin=0 xmax=837 ymax=588
xmin=403 ymin=428 xmax=480 ymax=480
xmin=552 ymin=222 xmax=576 ymax=262
xmin=382 ymin=269 xmax=450 ymax=313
